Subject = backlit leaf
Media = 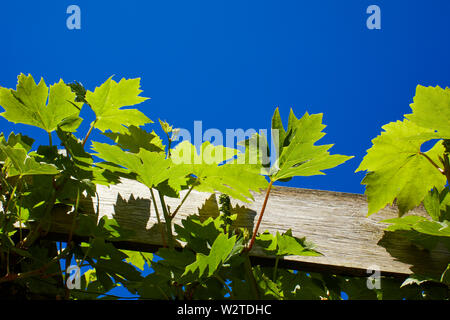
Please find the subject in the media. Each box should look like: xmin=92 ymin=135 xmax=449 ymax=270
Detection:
xmin=357 ymin=120 xmax=446 ymax=215
xmin=0 ymin=74 xmax=83 ymax=132
xmin=85 ymin=77 xmax=151 ymax=133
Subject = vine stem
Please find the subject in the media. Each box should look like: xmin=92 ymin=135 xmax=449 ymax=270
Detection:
xmin=82 ymin=120 xmax=96 ymax=148
xmin=4 ymin=177 xmax=20 ymax=215
xmin=440 ymin=153 xmax=450 ymax=184
xmin=158 ymin=192 xmax=174 ymax=248
xmin=0 ymin=248 xmax=67 ymax=284
xmin=170 ymin=185 xmax=194 ymax=219
xmin=243 ymin=254 xmax=260 ymax=299
xmin=150 ymin=188 xmax=167 ymax=248
xmin=48 ymin=132 xmax=52 ymax=147
xmin=272 ymin=256 xmax=280 ymax=281
xmin=246 ymin=180 xmax=274 ymax=252
xmin=64 ymin=189 xmax=80 ymax=299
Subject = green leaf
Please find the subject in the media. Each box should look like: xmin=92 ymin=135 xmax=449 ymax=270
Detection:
xmin=423 ymin=188 xmax=450 ymax=222
xmin=95 ymin=258 xmax=143 ymax=282
xmin=256 ymin=229 xmax=321 ymax=257
xmin=1 ymin=132 xmax=34 ymax=151
xmin=171 ymin=141 xmax=267 ymax=202
xmin=270 ymin=110 xmax=352 ymax=181
xmin=253 ymin=266 xmax=284 ymax=299
xmin=401 ymin=274 xmax=439 ymax=288
xmin=424 ymin=188 xmax=443 ymax=221
xmin=91 ymin=141 xmax=142 ymax=177
xmin=277 ymin=269 xmax=329 ymax=300
xmin=137 ymin=148 xmax=183 ymax=188
xmin=85 ymin=77 xmax=151 ymax=133
xmin=92 ymin=141 xmax=189 ymax=192
xmin=103 ymin=125 xmax=164 ymax=153
xmin=271 ymin=107 xmax=287 ymax=158
xmin=122 ymin=250 xmax=153 ymax=271
xmin=381 ymin=215 xmax=428 ymax=231
xmin=382 ymin=215 xmax=450 ymax=238
xmin=56 ymin=130 xmax=120 ymax=187
xmin=159 ymin=119 xmax=173 ymax=134
xmin=0 ymin=144 xmax=59 ymax=177
xmin=413 ymin=220 xmax=450 ymax=237
xmin=440 ymin=264 xmax=450 ymax=285
xmin=175 ymin=215 xmax=223 ymax=254
xmin=0 ymin=132 xmax=34 ymax=161
xmin=357 ymin=120 xmax=446 ymax=216
xmin=183 ymin=233 xmax=237 ymax=278
xmin=0 ymin=74 xmax=83 ymax=132
xmin=68 ymin=81 xmax=87 ymax=103
xmin=406 ymin=85 xmax=450 ymax=138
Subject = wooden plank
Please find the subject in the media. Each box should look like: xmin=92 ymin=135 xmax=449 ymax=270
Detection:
xmin=49 ymin=178 xmax=450 ymax=278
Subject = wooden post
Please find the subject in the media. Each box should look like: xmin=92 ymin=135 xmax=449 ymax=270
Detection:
xmin=46 ymin=178 xmax=450 ymax=278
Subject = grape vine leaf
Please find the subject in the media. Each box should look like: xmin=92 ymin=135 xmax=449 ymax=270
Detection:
xmin=356 ymin=119 xmax=446 ymax=216
xmin=256 ymin=229 xmax=321 ymax=257
xmin=271 ymin=107 xmax=287 ymax=158
xmin=0 ymin=142 xmax=59 ymax=177
xmin=122 ymin=250 xmax=153 ymax=271
xmin=171 ymin=141 xmax=268 ymax=202
xmin=406 ymin=85 xmax=450 ymax=138
xmin=85 ymin=77 xmax=151 ymax=133
xmin=183 ymin=233 xmax=237 ymax=278
xmin=423 ymin=188 xmax=450 ymax=222
xmin=0 ymin=132 xmax=34 ymax=161
xmin=269 ymin=109 xmax=353 ymax=181
xmin=92 ymin=142 xmax=190 ymax=192
xmin=103 ymin=125 xmax=164 ymax=153
xmin=0 ymin=74 xmax=83 ymax=133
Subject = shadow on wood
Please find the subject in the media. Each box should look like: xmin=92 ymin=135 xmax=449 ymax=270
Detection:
xmin=20 ymin=179 xmax=450 ymax=278
xmin=378 ymin=230 xmax=450 ymax=278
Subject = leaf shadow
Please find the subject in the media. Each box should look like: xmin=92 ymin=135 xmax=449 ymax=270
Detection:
xmin=198 ymin=194 xmax=257 ymax=231
xmin=377 ymin=230 xmax=450 ymax=278
xmin=112 ymin=194 xmax=152 ymax=236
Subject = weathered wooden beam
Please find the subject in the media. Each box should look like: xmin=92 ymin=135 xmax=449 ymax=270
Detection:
xmin=49 ymin=178 xmax=450 ymax=278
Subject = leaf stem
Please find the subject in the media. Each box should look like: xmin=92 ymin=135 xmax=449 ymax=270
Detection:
xmin=243 ymin=253 xmax=260 ymax=299
xmin=170 ymin=185 xmax=194 ymax=219
xmin=48 ymin=132 xmax=53 ymax=147
xmin=166 ymin=133 xmax=172 ymax=159
xmin=149 ymin=188 xmax=167 ymax=248
xmin=439 ymin=151 xmax=450 ymax=184
xmin=0 ymin=248 xmax=67 ymax=284
xmin=158 ymin=192 xmax=174 ymax=248
xmin=272 ymin=256 xmax=280 ymax=281
xmin=82 ymin=120 xmax=96 ymax=148
xmin=76 ymin=239 xmax=93 ymax=270
xmin=247 ymin=180 xmax=274 ymax=252
xmin=4 ymin=178 xmax=19 ymax=215
xmin=420 ymin=152 xmax=444 ymax=175
xmin=64 ymin=189 xmax=80 ymax=298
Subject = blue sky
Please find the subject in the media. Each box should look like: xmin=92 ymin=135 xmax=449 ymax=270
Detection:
xmin=1 ymin=0 xmax=450 ymax=194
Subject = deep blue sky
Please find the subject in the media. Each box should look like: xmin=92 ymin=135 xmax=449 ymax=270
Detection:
xmin=1 ymin=0 xmax=450 ymax=194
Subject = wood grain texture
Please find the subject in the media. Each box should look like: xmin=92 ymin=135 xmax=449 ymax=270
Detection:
xmin=50 ymin=178 xmax=450 ymax=278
